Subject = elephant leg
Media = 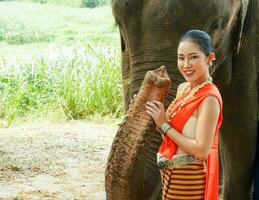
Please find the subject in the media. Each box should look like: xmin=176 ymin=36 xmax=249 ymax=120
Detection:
xmin=221 ymin=95 xmax=257 ymax=200
xmin=221 ymin=122 xmax=257 ymax=200
xmin=253 ymin=122 xmax=259 ymax=200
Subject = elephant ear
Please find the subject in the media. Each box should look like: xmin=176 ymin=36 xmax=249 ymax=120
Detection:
xmin=237 ymin=0 xmax=249 ymax=53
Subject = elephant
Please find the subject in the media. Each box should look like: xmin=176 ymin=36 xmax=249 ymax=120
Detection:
xmin=107 ymin=0 xmax=259 ymax=199
xmin=105 ymin=66 xmax=171 ymax=200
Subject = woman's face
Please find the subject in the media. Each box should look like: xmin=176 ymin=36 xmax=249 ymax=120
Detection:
xmin=177 ymin=40 xmax=212 ymax=87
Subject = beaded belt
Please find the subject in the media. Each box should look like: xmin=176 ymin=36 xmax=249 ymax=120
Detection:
xmin=157 ymin=154 xmax=203 ymax=170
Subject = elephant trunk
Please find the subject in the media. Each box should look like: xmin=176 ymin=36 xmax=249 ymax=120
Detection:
xmin=105 ymin=66 xmax=171 ymax=200
xmin=125 ymin=49 xmax=182 ymax=110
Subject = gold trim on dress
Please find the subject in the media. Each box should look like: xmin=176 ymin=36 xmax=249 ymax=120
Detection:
xmin=157 ymin=154 xmax=202 ymax=170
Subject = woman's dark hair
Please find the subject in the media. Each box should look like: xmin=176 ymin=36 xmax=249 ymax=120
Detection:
xmin=179 ymin=30 xmax=214 ymax=56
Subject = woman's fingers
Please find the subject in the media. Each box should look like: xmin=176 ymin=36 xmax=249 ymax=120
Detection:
xmin=146 ymin=101 xmax=160 ymax=110
xmin=152 ymin=100 xmax=163 ymax=109
xmin=145 ymin=104 xmax=158 ymax=114
xmin=146 ymin=109 xmax=155 ymax=118
xmin=146 ymin=101 xmax=166 ymax=128
xmin=146 ymin=102 xmax=161 ymax=119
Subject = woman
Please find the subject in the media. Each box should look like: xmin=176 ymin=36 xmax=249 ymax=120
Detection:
xmin=146 ymin=30 xmax=223 ymax=200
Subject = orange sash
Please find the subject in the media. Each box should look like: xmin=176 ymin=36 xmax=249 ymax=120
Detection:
xmin=159 ymin=83 xmax=223 ymax=200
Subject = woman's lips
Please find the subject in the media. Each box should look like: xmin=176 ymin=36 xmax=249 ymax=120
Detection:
xmin=184 ymin=70 xmax=195 ymax=77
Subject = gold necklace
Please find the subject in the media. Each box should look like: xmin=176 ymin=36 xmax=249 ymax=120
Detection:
xmin=166 ymin=76 xmax=213 ymax=119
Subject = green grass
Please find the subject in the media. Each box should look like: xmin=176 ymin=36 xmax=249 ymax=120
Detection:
xmin=18 ymin=0 xmax=83 ymax=7
xmin=0 ymin=44 xmax=123 ymax=127
xmin=0 ymin=1 xmax=122 ymax=127
xmin=18 ymin=0 xmax=108 ymax=8
xmin=0 ymin=2 xmax=118 ymax=46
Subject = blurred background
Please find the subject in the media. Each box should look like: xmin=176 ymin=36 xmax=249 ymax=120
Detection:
xmin=0 ymin=0 xmax=122 ymax=127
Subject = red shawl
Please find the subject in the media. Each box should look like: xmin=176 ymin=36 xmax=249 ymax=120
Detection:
xmin=159 ymin=83 xmax=223 ymax=200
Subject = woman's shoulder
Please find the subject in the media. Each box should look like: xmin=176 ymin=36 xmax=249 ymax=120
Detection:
xmin=204 ymin=83 xmax=223 ymax=103
xmin=197 ymin=95 xmax=221 ymax=117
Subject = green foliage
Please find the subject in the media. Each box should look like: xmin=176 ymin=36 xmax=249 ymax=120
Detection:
xmin=16 ymin=0 xmax=108 ymax=7
xmin=1 ymin=30 xmax=54 ymax=44
xmin=0 ymin=2 xmax=117 ymax=45
xmin=0 ymin=44 xmax=123 ymax=127
xmin=81 ymin=0 xmax=107 ymax=8
xmin=0 ymin=1 xmax=121 ymax=126
xmin=17 ymin=0 xmax=82 ymax=7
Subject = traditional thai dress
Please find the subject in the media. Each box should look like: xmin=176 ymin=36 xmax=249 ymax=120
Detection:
xmin=157 ymin=83 xmax=223 ymax=200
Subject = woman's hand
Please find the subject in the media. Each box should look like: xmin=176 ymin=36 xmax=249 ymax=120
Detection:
xmin=145 ymin=100 xmax=166 ymax=128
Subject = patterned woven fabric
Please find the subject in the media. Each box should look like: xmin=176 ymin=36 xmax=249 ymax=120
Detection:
xmin=160 ymin=161 xmax=206 ymax=200
xmin=159 ymin=83 xmax=223 ymax=200
xmin=157 ymin=154 xmax=200 ymax=170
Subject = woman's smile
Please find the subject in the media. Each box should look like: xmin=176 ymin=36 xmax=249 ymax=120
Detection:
xmin=184 ymin=70 xmax=195 ymax=77
xmin=177 ymin=41 xmax=212 ymax=87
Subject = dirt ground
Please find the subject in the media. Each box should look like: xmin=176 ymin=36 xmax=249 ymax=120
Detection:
xmin=0 ymin=120 xmax=118 ymax=200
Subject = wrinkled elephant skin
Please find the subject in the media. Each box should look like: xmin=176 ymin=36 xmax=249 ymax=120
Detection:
xmin=105 ymin=66 xmax=171 ymax=200
xmin=110 ymin=0 xmax=259 ymax=199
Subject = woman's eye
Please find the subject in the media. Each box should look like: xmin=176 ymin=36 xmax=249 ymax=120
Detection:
xmin=178 ymin=57 xmax=184 ymax=61
xmin=190 ymin=56 xmax=198 ymax=59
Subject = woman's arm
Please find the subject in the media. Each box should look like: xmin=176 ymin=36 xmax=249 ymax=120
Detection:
xmin=156 ymin=83 xmax=189 ymax=139
xmin=146 ymin=82 xmax=220 ymax=159
xmin=164 ymin=96 xmax=220 ymax=159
